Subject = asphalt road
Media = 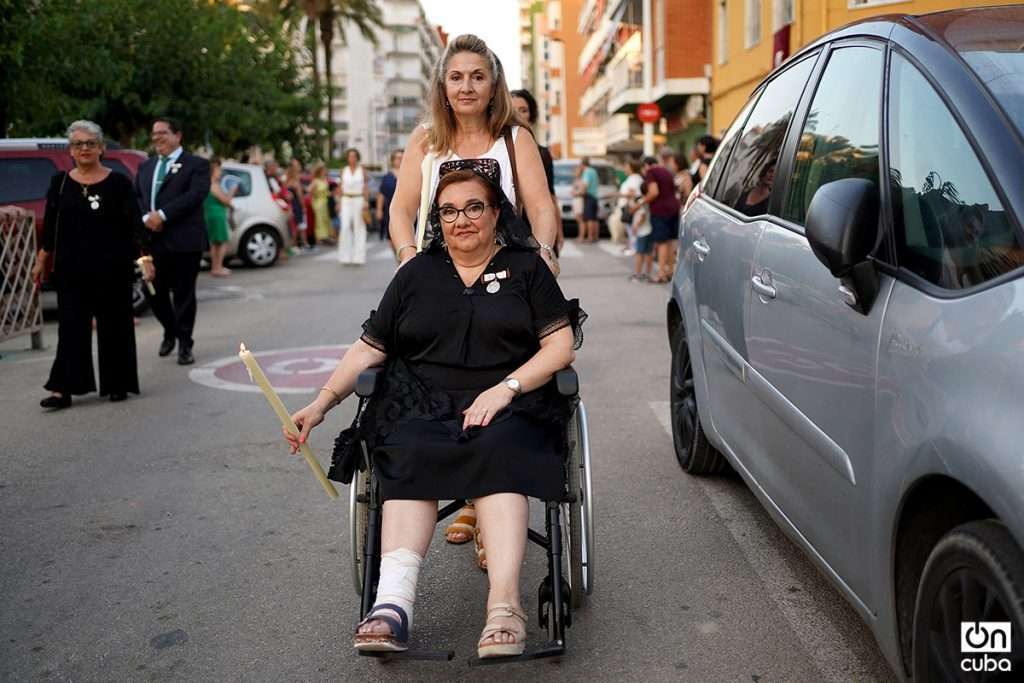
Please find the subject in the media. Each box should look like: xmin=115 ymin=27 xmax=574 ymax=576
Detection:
xmin=0 ymin=240 xmax=898 ymax=682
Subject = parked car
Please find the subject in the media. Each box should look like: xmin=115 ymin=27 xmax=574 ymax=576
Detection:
xmin=553 ymin=158 xmax=618 ymax=237
xmin=0 ymin=138 xmax=149 ymax=314
xmin=667 ymin=7 xmax=1024 ymax=681
xmin=219 ymin=162 xmax=291 ymax=267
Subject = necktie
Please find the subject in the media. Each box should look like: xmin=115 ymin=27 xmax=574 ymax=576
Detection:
xmin=154 ymin=156 xmax=169 ymax=195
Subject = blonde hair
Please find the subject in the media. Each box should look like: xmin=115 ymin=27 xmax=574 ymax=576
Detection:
xmin=312 ymin=162 xmax=326 ymax=179
xmin=426 ymin=34 xmax=516 ymax=155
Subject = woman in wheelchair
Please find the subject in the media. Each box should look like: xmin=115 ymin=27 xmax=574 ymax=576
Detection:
xmin=285 ymin=158 xmax=585 ymax=658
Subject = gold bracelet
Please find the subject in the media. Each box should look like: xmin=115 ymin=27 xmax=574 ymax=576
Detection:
xmin=319 ymin=385 xmax=341 ymax=404
xmin=395 ymin=243 xmax=416 ymax=257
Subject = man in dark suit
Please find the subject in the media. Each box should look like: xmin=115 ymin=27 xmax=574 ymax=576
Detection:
xmin=135 ymin=117 xmax=210 ymax=365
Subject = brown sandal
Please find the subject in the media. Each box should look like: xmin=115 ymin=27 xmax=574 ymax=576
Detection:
xmin=444 ymin=503 xmax=476 ymax=544
xmin=477 ymin=603 xmax=527 ymax=658
xmin=474 ymin=527 xmax=487 ymax=571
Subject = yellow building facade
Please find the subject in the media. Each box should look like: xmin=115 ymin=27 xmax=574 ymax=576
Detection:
xmin=711 ymin=0 xmax=1021 ymax=134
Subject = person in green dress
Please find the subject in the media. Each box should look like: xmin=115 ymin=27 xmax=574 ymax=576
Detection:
xmin=204 ymin=157 xmax=236 ymax=277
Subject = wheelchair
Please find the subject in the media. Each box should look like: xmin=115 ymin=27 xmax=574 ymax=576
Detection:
xmin=348 ymin=366 xmax=594 ymax=664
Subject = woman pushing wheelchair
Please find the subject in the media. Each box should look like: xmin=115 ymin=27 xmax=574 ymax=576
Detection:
xmin=284 ymin=159 xmax=585 ymax=658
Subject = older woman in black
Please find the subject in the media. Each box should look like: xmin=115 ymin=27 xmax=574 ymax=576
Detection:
xmin=31 ymin=120 xmax=152 ymax=409
xmin=285 ymin=159 xmax=584 ymax=659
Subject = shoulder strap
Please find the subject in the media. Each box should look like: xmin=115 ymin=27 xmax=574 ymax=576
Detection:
xmin=502 ymin=127 xmax=522 ymax=214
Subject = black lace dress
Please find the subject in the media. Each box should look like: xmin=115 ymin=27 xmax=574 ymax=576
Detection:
xmin=358 ymin=245 xmax=585 ymax=501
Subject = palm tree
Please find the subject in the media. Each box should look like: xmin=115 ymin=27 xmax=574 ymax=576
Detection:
xmin=262 ymin=0 xmax=383 ymax=160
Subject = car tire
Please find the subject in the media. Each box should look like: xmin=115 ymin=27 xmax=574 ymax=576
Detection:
xmin=670 ymin=325 xmax=728 ymax=475
xmin=911 ymin=520 xmax=1024 ymax=681
xmin=239 ymin=226 xmax=281 ymax=268
xmin=132 ymin=264 xmax=149 ymax=316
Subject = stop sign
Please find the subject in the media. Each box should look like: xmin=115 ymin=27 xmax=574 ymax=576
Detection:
xmin=636 ymin=102 xmax=661 ymax=124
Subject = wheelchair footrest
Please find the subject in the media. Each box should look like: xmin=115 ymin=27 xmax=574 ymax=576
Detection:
xmin=358 ymin=648 xmax=455 ymax=661
xmin=467 ymin=641 xmax=565 ymax=666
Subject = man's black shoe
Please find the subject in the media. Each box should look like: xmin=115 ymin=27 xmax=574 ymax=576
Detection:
xmin=177 ymin=349 xmax=195 ymax=366
xmin=159 ymin=338 xmax=176 ymax=357
xmin=109 ymin=392 xmax=128 ymax=402
xmin=40 ymin=394 xmax=72 ymax=410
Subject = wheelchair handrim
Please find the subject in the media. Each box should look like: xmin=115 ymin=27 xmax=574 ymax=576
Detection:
xmin=577 ymin=401 xmax=595 ymax=595
xmin=350 ymin=467 xmax=368 ymax=596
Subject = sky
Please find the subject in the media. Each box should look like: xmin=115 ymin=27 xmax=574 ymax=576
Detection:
xmin=421 ymin=0 xmax=522 ymax=89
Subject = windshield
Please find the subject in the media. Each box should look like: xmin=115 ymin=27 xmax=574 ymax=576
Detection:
xmin=554 ymin=165 xmax=576 ymax=186
xmin=961 ymin=50 xmax=1024 ymax=139
xmin=917 ymin=7 xmax=1024 ymax=140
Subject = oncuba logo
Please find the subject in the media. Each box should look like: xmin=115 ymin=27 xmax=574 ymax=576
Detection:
xmin=961 ymin=622 xmax=1012 ymax=673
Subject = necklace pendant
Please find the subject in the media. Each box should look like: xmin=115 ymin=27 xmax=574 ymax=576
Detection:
xmin=486 ymin=280 xmax=500 ymax=294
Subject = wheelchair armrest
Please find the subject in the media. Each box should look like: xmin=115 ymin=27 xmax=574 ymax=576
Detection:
xmin=356 ymin=366 xmax=384 ymax=398
xmin=555 ymin=367 xmax=579 ymax=397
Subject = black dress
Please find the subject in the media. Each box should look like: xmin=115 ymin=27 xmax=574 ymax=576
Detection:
xmin=42 ymin=171 xmax=147 ymax=397
xmin=358 ymin=246 xmax=585 ymax=502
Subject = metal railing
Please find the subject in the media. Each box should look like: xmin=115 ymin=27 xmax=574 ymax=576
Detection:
xmin=0 ymin=206 xmax=43 ymax=349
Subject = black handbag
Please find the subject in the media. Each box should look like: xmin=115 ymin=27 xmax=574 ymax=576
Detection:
xmin=327 ymin=400 xmax=367 ymax=485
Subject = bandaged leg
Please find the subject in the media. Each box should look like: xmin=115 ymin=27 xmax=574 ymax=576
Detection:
xmin=370 ymin=548 xmax=423 ymax=631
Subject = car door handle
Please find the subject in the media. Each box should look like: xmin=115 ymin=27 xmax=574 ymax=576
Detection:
xmin=693 ymin=239 xmax=710 ymax=261
xmin=751 ymin=275 xmax=777 ymax=299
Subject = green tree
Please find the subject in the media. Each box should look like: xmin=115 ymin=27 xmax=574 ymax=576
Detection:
xmin=3 ymin=0 xmax=319 ymax=156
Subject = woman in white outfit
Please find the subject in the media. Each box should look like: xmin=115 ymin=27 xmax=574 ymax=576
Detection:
xmin=338 ymin=148 xmax=368 ymax=265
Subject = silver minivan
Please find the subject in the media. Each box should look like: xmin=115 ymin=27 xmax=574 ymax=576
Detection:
xmin=220 ymin=162 xmax=290 ymax=267
xmin=667 ymin=8 xmax=1024 ymax=680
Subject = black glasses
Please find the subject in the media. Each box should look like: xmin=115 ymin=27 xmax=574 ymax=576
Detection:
xmin=438 ymin=201 xmax=492 ymax=223
xmin=69 ymin=140 xmax=99 ymax=150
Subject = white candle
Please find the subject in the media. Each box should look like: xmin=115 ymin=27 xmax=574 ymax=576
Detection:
xmin=135 ymin=258 xmax=156 ymax=295
xmin=238 ymin=343 xmax=339 ymax=499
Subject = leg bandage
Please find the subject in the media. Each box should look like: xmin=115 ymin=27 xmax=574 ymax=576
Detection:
xmin=374 ymin=548 xmax=423 ymax=629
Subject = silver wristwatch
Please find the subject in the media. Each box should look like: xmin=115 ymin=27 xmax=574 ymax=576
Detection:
xmin=503 ymin=377 xmax=522 ymax=396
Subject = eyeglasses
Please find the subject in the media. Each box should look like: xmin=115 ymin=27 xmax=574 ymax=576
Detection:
xmin=438 ymin=201 xmax=491 ymax=223
xmin=69 ymin=140 xmax=99 ymax=150
xmin=151 ymin=130 xmax=172 ymax=138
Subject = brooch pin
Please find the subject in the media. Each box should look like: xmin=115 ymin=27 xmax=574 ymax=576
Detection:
xmin=482 ymin=269 xmax=509 ymax=294
xmin=88 ymin=194 xmax=101 ymax=210
xmin=169 ymin=162 xmax=182 ymax=174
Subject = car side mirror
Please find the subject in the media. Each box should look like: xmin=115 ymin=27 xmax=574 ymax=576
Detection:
xmin=805 ymin=178 xmax=881 ymax=314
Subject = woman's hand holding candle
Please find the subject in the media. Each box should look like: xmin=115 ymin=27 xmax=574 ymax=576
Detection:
xmin=284 ymin=402 xmax=327 ymax=454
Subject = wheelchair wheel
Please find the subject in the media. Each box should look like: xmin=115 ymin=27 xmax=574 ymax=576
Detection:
xmin=350 ymin=465 xmax=370 ymax=596
xmin=563 ymin=400 xmax=594 ymax=608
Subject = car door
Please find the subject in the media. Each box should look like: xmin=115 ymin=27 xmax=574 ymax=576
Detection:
xmin=690 ymin=53 xmax=818 ymax=459
xmin=744 ymin=42 xmax=890 ymax=603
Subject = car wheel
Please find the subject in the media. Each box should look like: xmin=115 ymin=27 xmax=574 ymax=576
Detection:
xmin=239 ymin=226 xmax=281 ymax=267
xmin=912 ymin=520 xmax=1024 ymax=681
xmin=670 ymin=325 xmax=728 ymax=474
xmin=132 ymin=264 xmax=149 ymax=316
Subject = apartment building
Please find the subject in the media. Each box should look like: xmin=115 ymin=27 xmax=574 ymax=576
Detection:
xmin=572 ymin=0 xmax=711 ymax=159
xmin=313 ymin=0 xmax=443 ymax=165
xmin=711 ymin=0 xmax=1020 ymax=134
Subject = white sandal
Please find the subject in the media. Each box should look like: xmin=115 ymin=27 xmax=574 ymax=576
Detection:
xmin=477 ymin=603 xmax=527 ymax=658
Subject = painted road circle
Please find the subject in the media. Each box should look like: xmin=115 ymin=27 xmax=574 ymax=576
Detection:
xmin=189 ymin=345 xmax=349 ymax=394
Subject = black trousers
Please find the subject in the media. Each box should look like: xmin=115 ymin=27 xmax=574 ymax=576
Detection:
xmin=46 ymin=276 xmax=139 ymax=396
xmin=149 ymin=249 xmax=201 ymax=348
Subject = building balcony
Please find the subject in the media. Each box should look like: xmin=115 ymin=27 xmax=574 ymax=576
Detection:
xmin=579 ymin=75 xmax=612 ymax=117
xmin=652 ymin=78 xmax=711 ymax=113
xmin=604 ymin=113 xmax=643 ymax=152
xmin=608 ymin=58 xmax=645 ymax=115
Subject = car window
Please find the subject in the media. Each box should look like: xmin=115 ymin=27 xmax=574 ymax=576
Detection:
xmin=597 ymin=166 xmax=617 ymax=185
xmin=0 ymin=158 xmax=58 ymax=203
xmin=221 ymin=169 xmax=252 ymax=197
xmin=553 ymin=165 xmax=574 ymax=186
xmin=889 ymin=53 xmax=1024 ymax=289
xmin=102 ymin=159 xmax=132 ymax=178
xmin=704 ymin=97 xmax=758 ymax=201
xmin=717 ymin=55 xmax=816 ymax=216
xmin=782 ymin=46 xmax=883 ymax=225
